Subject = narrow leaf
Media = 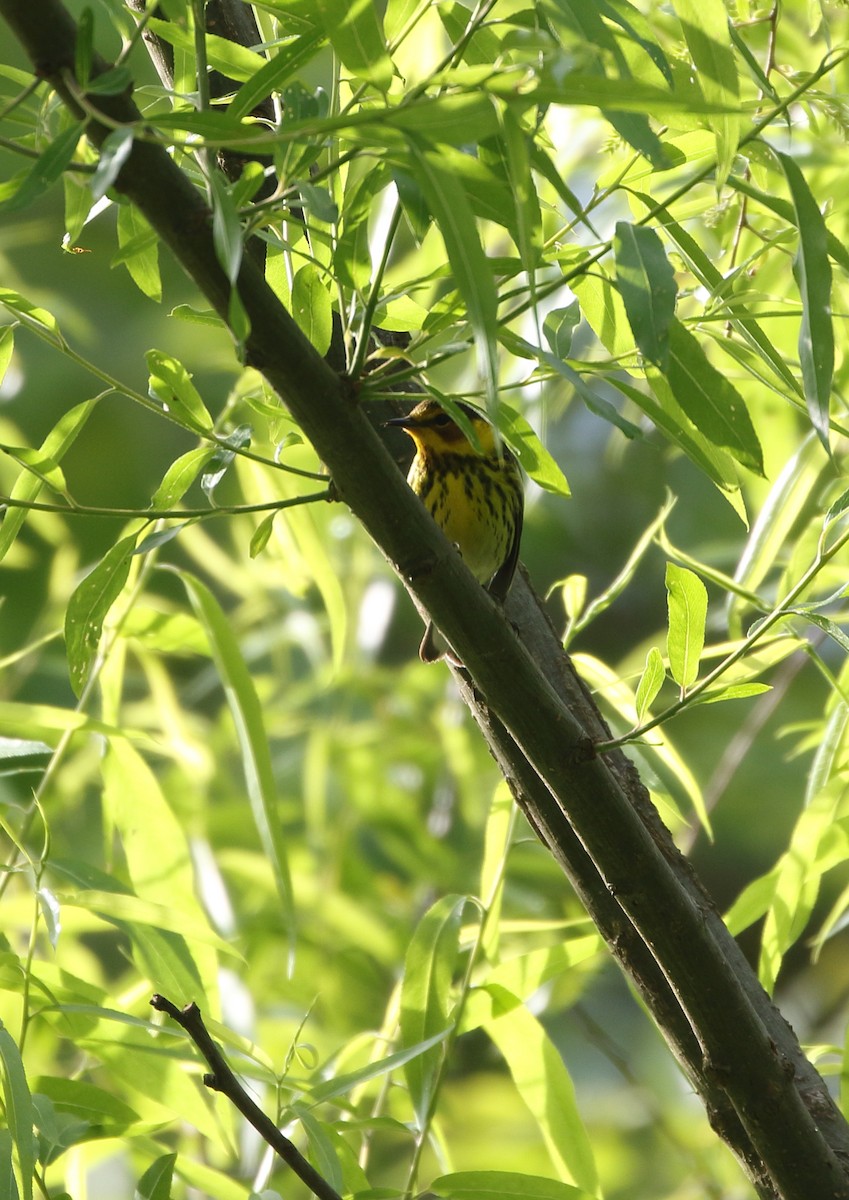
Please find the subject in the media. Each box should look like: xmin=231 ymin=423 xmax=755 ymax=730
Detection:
xmin=146 ymin=350 xmax=213 ymax=432
xmin=0 ymin=1021 xmax=34 ymax=1200
xmin=400 ymin=894 xmax=466 ymax=1125
xmin=209 ymin=172 xmax=244 ymax=287
xmin=614 ymin=222 xmax=676 ymax=370
xmin=777 ymin=151 xmax=834 ymax=451
xmin=635 ymin=646 xmax=665 ymax=722
xmin=135 ymin=1152 xmax=176 ymax=1200
xmin=64 ymin=533 xmax=138 ymax=697
xmin=146 ymin=18 xmax=264 ymax=82
xmin=178 ymin=572 xmax=296 ymax=962
xmin=0 ymin=123 xmax=83 ymax=214
xmin=486 ymin=1006 xmax=597 ymax=1192
xmin=665 ymin=319 xmax=764 ymax=475
xmin=409 ymin=142 xmax=500 ymax=417
xmin=665 ymin=562 xmax=707 ymax=690
xmin=116 ymin=205 xmax=161 ymax=302
xmin=431 ymin=1171 xmax=589 ymax=1200
xmin=671 ymin=0 xmax=739 ymax=186
xmin=496 ymin=403 xmax=569 ymax=497
xmin=151 ymin=447 xmax=217 ymax=510
xmin=291 ymin=264 xmax=332 ymax=357
xmin=314 ymin=0 xmax=394 ymax=91
xmin=90 ymin=127 xmax=133 ymax=202
xmin=228 ymin=28 xmax=327 ymax=122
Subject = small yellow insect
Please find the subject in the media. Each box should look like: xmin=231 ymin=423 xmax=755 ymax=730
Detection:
xmin=389 ymin=399 xmax=524 ymax=662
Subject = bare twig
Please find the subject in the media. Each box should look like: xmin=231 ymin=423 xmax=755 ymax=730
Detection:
xmin=150 ymin=994 xmax=344 ymax=1200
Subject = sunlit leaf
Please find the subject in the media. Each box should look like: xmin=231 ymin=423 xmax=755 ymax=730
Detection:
xmin=0 ymin=1021 xmax=34 ymax=1200
xmin=64 ymin=533 xmax=138 ymax=697
xmin=135 ymin=1151 xmax=176 ymax=1200
xmin=178 ymin=572 xmax=296 ymax=962
xmin=400 ymin=894 xmax=467 ymax=1125
xmin=635 ymin=646 xmax=666 ymax=722
xmin=665 ymin=562 xmax=707 ymax=690
xmin=614 ymin=222 xmax=676 ymax=370
xmin=777 ymin=151 xmax=834 ymax=452
xmin=147 ymin=350 xmax=213 ymax=432
xmin=486 ymin=1005 xmax=597 ymax=1192
xmin=228 ymin=28 xmax=327 ymax=121
xmin=0 ymin=122 xmax=82 ymax=214
xmin=432 ymin=1171 xmax=590 ymax=1200
xmin=314 ymin=0 xmax=394 ymax=91
xmin=408 ymin=142 xmax=500 ymax=418
xmin=146 ymin=18 xmax=265 ymax=82
xmin=291 ymin=263 xmax=332 ymax=357
xmin=671 ymin=0 xmax=739 ymax=186
xmin=664 ymin=319 xmax=763 ymax=475
xmin=496 ymin=403 xmax=570 ymax=497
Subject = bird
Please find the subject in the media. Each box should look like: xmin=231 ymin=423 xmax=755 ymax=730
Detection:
xmin=388 ymin=398 xmax=524 ymax=663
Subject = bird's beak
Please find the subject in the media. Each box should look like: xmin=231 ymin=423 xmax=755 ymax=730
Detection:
xmin=385 ymin=414 xmax=417 ymax=430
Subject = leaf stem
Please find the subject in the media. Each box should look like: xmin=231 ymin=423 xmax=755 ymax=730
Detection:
xmin=597 ymin=521 xmax=849 ymax=752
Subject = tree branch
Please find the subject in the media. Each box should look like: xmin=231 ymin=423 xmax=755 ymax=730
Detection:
xmin=4 ymin=3 xmax=849 ymax=1194
xmin=150 ymin=994 xmax=343 ymax=1200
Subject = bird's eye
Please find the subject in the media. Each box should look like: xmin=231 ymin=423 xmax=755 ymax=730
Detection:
xmin=432 ymin=413 xmax=452 ymax=426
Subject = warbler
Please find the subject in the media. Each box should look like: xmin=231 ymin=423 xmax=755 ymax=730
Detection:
xmin=389 ymin=399 xmax=524 ymax=662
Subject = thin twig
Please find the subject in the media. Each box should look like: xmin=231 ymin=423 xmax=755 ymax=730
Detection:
xmin=150 ymin=994 xmax=344 ymax=1200
xmin=0 ymin=489 xmax=332 ymax=521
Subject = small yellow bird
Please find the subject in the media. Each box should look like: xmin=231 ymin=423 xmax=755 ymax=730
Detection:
xmin=389 ymin=398 xmax=524 ymax=662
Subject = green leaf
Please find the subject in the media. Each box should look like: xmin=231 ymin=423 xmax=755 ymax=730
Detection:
xmin=309 ymin=1030 xmax=451 ymax=1104
xmin=691 ymin=682 xmax=771 ymax=706
xmin=34 ymin=1078 xmax=139 ymax=1126
xmin=249 ymin=512 xmax=276 ymax=558
xmin=90 ymin=127 xmax=133 ymax=201
xmin=665 ymin=562 xmax=707 ymax=690
xmin=75 ymin=7 xmax=94 ymax=88
xmin=400 ymin=894 xmax=466 ymax=1125
xmin=0 ymin=123 xmax=83 ymax=214
xmin=664 ymin=319 xmax=763 ymax=475
xmin=776 ymin=151 xmax=834 ymax=452
xmin=614 ymin=373 xmax=742 ymax=500
xmin=613 ymin=223 xmax=677 ymax=370
xmin=178 ymin=572 xmax=296 ymax=963
xmin=116 ymin=205 xmax=161 ymax=302
xmin=64 ymin=533 xmax=138 ymax=697
xmin=229 ymin=28 xmax=327 ymax=121
xmin=146 ymin=18 xmax=265 ymax=82
xmin=291 ymin=264 xmax=332 ymax=357
xmin=431 ymin=1172 xmax=591 ymax=1200
xmin=314 ymin=0 xmax=394 ymax=92
xmin=542 ymin=304 xmax=581 ymax=360
xmin=0 ymin=1021 xmax=34 ymax=1200
xmin=671 ymin=0 xmax=739 ymax=186
xmin=759 ymin=772 xmax=848 ymax=992
xmin=146 ymin=350 xmax=213 ymax=432
xmin=726 ymin=433 xmax=823 ymax=637
xmin=151 ymin=447 xmax=217 ymax=510
xmin=135 ymin=1151 xmax=176 ymax=1200
xmin=486 ymin=1005 xmax=597 ymax=1193
xmin=635 ymin=646 xmax=666 ymax=722
xmin=408 ymin=142 xmax=500 ymax=418
xmin=0 ymin=445 xmax=68 ymax=494
xmin=209 ymin=172 xmax=244 ymax=288
xmin=496 ymin=105 xmax=542 ymax=279
xmin=496 ymin=403 xmax=570 ymax=497
xmin=785 ymin=610 xmax=849 ymax=655
xmin=0 ymin=288 xmax=59 ymax=334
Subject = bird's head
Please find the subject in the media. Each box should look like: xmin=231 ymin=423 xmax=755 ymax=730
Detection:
xmin=387 ymin=399 xmax=496 ymax=456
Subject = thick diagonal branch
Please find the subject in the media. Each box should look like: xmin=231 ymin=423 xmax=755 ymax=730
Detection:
xmin=3 ymin=4 xmax=849 ymax=1195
